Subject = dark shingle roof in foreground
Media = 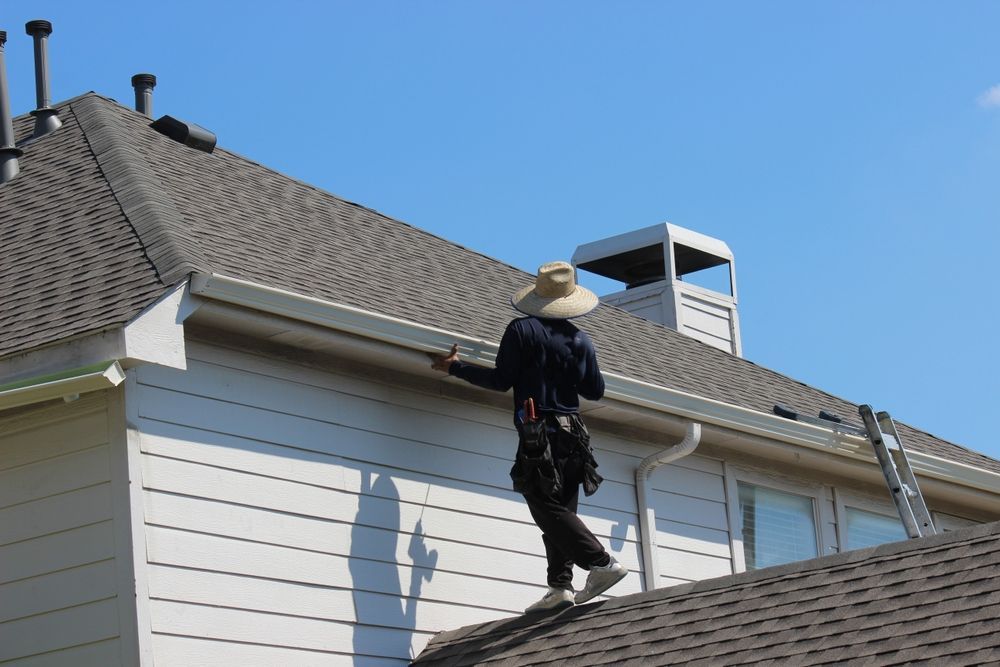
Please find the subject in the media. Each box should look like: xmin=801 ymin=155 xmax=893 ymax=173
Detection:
xmin=412 ymin=521 xmax=1000 ymax=666
xmin=0 ymin=92 xmax=996 ymax=474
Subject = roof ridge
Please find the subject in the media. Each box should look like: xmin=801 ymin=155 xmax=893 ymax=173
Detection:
xmin=70 ymin=94 xmax=207 ymax=286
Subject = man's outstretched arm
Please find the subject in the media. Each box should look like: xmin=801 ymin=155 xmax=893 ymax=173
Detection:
xmin=428 ymin=324 xmax=519 ymax=393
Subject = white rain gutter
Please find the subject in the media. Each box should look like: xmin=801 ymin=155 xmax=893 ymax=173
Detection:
xmin=635 ymin=421 xmax=702 ymax=591
xmin=0 ymin=360 xmax=125 ymax=411
xmin=188 ymin=273 xmax=1000 ymax=498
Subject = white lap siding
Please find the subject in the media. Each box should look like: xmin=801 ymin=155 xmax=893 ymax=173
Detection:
xmin=649 ymin=456 xmax=732 ymax=585
xmin=134 ymin=341 xmax=733 ymax=664
xmin=0 ymin=394 xmax=125 ymax=665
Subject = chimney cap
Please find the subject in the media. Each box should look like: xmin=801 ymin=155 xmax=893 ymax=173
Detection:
xmin=132 ymin=73 xmax=157 ymax=87
xmin=25 ymin=20 xmax=52 ymax=36
xmin=0 ymin=31 xmax=7 ymax=45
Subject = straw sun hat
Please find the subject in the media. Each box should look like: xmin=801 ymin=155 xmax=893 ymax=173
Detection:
xmin=511 ymin=261 xmax=599 ymax=319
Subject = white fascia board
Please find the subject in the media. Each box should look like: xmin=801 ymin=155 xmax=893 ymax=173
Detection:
xmin=0 ymin=360 xmax=126 ymax=411
xmin=122 ymin=281 xmax=201 ymax=370
xmin=0 ymin=282 xmax=200 ymax=410
xmin=189 ymin=272 xmax=1000 ymax=496
xmin=0 ymin=282 xmax=197 ymax=383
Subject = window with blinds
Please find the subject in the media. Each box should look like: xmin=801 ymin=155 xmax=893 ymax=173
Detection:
xmin=844 ymin=507 xmax=907 ymax=550
xmin=737 ymin=482 xmax=818 ymax=570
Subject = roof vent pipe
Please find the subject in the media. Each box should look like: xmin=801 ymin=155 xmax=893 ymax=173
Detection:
xmin=0 ymin=31 xmax=23 ymax=184
xmin=131 ymin=73 xmax=156 ymax=118
xmin=25 ymin=20 xmax=61 ymax=138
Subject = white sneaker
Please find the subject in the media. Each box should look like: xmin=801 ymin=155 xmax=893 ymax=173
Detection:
xmin=574 ymin=557 xmax=628 ymax=604
xmin=524 ymin=587 xmax=575 ymax=614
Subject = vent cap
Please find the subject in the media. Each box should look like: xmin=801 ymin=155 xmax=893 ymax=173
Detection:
xmin=150 ymin=115 xmax=216 ymax=153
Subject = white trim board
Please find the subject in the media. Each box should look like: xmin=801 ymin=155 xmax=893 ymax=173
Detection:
xmin=0 ymin=282 xmax=197 ymax=390
xmin=0 ymin=361 xmax=125 ymax=412
xmin=188 ymin=272 xmax=1000 ymax=500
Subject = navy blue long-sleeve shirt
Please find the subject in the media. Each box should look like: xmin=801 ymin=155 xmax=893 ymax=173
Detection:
xmin=449 ymin=316 xmax=605 ymax=415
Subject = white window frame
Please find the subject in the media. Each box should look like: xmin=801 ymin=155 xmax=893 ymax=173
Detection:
xmin=932 ymin=511 xmax=980 ymax=533
xmin=724 ymin=464 xmax=832 ymax=573
xmin=833 ymin=489 xmax=907 ymax=552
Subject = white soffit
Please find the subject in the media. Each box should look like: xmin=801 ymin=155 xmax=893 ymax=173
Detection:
xmin=0 ymin=360 xmax=126 ymax=411
xmin=189 ymin=272 xmax=1000 ymax=496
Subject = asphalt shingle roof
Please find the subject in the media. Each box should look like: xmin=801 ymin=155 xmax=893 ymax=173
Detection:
xmin=412 ymin=521 xmax=1000 ymax=666
xmin=0 ymin=96 xmax=163 ymax=357
xmin=0 ymin=92 xmax=995 ymax=475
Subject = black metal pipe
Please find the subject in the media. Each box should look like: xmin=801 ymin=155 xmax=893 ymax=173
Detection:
xmin=0 ymin=30 xmax=23 ymax=184
xmin=25 ymin=19 xmax=61 ymax=138
xmin=132 ymin=73 xmax=156 ymax=118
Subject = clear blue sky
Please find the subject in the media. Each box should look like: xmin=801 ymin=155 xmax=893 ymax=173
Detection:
xmin=5 ymin=3 xmax=998 ymax=458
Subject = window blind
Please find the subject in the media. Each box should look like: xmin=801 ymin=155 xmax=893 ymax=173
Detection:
xmin=737 ymin=482 xmax=818 ymax=570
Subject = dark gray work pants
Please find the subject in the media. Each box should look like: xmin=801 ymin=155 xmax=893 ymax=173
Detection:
xmin=521 ymin=425 xmax=610 ymax=590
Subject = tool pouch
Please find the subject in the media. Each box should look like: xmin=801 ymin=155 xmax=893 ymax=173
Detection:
xmin=556 ymin=414 xmax=603 ymax=497
xmin=511 ymin=418 xmax=560 ymax=496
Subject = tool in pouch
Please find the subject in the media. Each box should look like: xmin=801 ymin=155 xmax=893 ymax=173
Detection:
xmin=510 ymin=398 xmax=560 ymax=496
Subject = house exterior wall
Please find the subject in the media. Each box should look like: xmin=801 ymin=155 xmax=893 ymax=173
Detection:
xmin=0 ymin=392 xmax=134 ymax=665
xmin=124 ymin=336 xmax=995 ymax=665
xmin=130 ymin=340 xmax=736 ymax=664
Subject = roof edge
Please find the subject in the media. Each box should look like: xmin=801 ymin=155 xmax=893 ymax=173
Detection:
xmin=0 ymin=360 xmax=125 ymax=411
xmin=189 ymin=272 xmax=1000 ymax=497
xmin=418 ymin=519 xmax=1000 ymax=657
xmin=70 ymin=94 xmax=207 ymax=285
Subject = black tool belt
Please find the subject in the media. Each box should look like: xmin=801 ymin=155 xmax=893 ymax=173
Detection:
xmin=511 ymin=412 xmax=603 ymax=497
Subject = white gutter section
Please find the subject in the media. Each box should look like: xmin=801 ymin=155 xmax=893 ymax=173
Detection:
xmin=636 ymin=421 xmax=701 ymax=591
xmin=188 ymin=272 xmax=1000 ymax=497
xmin=0 ymin=361 xmax=125 ymax=411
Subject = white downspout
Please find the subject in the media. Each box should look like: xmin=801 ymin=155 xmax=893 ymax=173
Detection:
xmin=635 ymin=421 xmax=702 ymax=591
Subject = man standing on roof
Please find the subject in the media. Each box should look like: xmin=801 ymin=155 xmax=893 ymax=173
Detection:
xmin=430 ymin=261 xmax=628 ymax=614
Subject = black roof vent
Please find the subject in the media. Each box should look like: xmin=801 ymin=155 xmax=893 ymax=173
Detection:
xmin=150 ymin=115 xmax=216 ymax=154
xmin=25 ymin=19 xmax=62 ymax=139
xmin=131 ymin=73 xmax=156 ymax=118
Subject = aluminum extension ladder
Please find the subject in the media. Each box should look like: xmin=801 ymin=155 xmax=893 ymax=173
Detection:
xmin=773 ymin=403 xmax=937 ymax=539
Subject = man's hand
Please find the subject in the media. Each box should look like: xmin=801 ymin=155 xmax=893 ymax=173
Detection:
xmin=428 ymin=343 xmax=460 ymax=372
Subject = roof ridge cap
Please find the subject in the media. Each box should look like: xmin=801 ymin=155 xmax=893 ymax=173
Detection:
xmin=70 ymin=95 xmax=208 ymax=285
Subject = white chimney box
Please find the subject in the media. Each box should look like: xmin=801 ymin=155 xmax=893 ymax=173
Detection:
xmin=573 ymin=223 xmax=742 ymax=356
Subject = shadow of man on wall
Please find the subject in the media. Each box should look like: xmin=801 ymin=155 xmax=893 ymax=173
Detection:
xmin=349 ymin=469 xmax=439 ymax=664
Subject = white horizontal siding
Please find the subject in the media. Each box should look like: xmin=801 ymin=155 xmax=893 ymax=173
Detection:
xmin=0 ymin=639 xmax=122 ymax=667
xmin=151 ymin=599 xmax=432 ymax=663
xmin=134 ymin=341 xmax=739 ymax=662
xmin=152 ymin=634 xmax=403 ymax=667
xmin=0 ymin=397 xmax=123 ymax=664
xmin=0 ymin=521 xmax=115 ymax=585
xmin=679 ymin=293 xmax=734 ymax=344
xmin=647 ymin=453 xmax=733 ymax=584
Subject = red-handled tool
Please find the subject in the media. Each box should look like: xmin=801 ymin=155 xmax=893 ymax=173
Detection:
xmin=524 ymin=398 xmax=538 ymax=423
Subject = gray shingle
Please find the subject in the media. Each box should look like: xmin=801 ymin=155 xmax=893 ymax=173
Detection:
xmin=0 ymin=98 xmax=164 ymax=358
xmin=413 ymin=522 xmax=1000 ymax=666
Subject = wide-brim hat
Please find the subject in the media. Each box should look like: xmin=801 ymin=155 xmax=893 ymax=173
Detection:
xmin=511 ymin=261 xmax=599 ymax=319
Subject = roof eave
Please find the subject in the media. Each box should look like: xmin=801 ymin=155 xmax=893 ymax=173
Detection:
xmin=0 ymin=282 xmax=195 ymax=392
xmin=189 ymin=272 xmax=1000 ymax=501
